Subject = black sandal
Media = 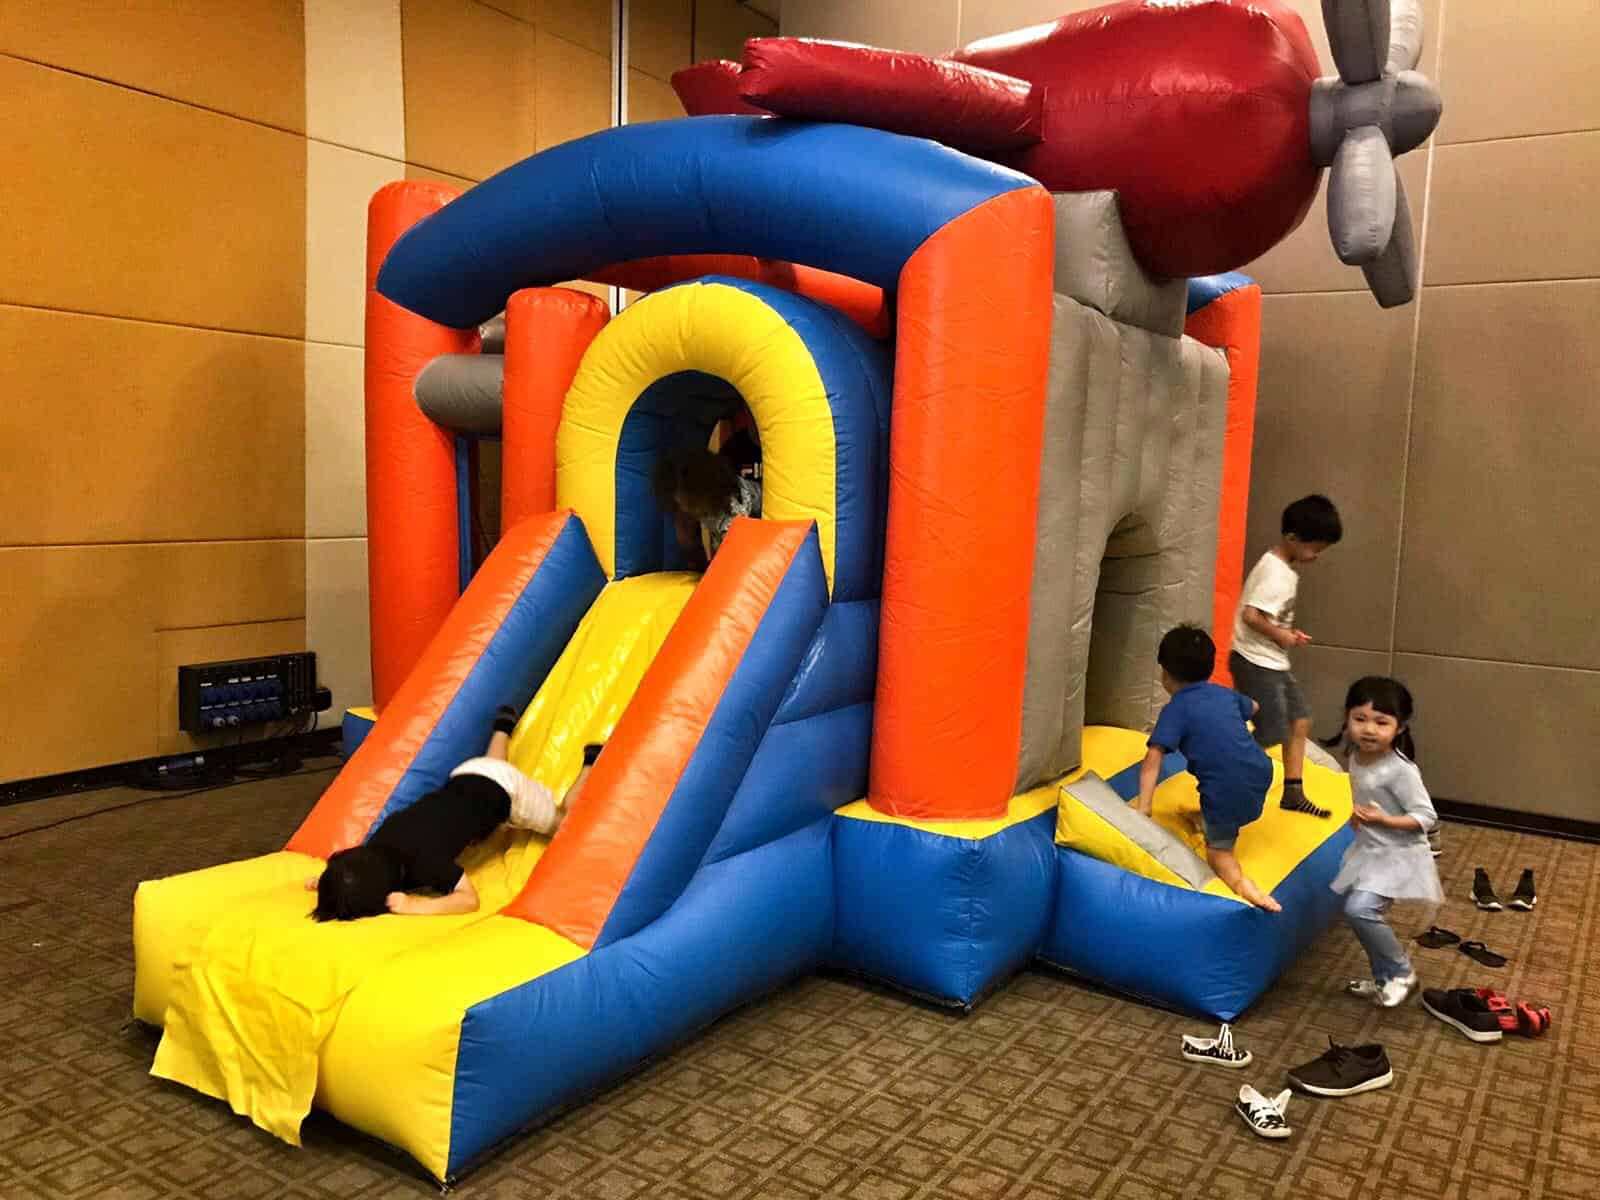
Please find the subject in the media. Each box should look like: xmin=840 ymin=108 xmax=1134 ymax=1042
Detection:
xmin=1459 ymin=940 xmax=1509 ymax=968
xmin=1416 ymin=926 xmax=1461 ymax=949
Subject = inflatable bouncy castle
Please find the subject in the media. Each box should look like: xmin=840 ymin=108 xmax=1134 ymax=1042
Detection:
xmin=133 ymin=0 xmax=1442 ymax=1183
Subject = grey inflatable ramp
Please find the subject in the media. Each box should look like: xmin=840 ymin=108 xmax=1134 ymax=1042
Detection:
xmin=1056 ymin=770 xmax=1218 ymax=890
xmin=415 ymin=353 xmax=504 ymax=436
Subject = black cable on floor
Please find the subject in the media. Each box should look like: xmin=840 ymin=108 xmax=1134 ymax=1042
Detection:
xmin=0 ymin=763 xmax=339 ymax=844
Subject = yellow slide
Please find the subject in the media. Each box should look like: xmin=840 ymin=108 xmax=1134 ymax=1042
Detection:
xmin=140 ymin=573 xmax=696 ymax=1147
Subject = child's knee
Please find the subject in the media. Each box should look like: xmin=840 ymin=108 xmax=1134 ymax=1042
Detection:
xmin=1343 ymin=890 xmax=1381 ymax=923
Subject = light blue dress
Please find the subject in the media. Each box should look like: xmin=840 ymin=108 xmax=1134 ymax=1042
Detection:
xmin=1329 ymin=750 xmax=1444 ymax=903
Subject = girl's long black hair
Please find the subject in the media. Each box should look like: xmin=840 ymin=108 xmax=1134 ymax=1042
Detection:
xmin=1320 ymin=675 xmax=1417 ymax=761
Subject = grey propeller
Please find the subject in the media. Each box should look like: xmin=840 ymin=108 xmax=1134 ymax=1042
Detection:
xmin=1312 ymin=0 xmax=1442 ymax=307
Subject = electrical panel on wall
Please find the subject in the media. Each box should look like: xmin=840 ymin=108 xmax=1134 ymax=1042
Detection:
xmin=177 ymin=653 xmax=330 ymax=733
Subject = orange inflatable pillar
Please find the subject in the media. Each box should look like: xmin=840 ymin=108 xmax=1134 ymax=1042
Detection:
xmin=869 ymin=187 xmax=1055 ymax=820
xmin=1184 ymin=281 xmax=1263 ymax=687
xmin=501 ymin=288 xmax=611 ymax=528
xmin=365 ymin=181 xmax=478 ymax=710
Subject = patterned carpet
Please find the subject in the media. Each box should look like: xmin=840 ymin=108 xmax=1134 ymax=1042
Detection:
xmin=1 ymin=765 xmax=1596 ymax=1200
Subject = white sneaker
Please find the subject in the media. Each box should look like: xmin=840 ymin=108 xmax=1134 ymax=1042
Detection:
xmin=1235 ymin=1085 xmax=1292 ymax=1139
xmin=1181 ymin=1022 xmax=1252 ymax=1069
xmin=1377 ymin=974 xmax=1418 ymax=1008
xmin=1345 ymin=979 xmax=1381 ymax=1000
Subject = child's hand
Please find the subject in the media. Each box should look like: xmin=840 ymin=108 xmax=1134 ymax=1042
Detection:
xmin=1291 ymin=629 xmax=1313 ymax=647
xmin=386 ymin=892 xmax=412 ymax=915
xmin=1351 ymin=804 xmax=1386 ymax=827
xmin=304 ymin=876 xmax=320 ymax=891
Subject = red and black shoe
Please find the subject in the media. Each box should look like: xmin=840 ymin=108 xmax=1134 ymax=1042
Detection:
xmin=1474 ymin=988 xmax=1518 ymax=1034
xmin=1514 ymin=1001 xmax=1552 ymax=1038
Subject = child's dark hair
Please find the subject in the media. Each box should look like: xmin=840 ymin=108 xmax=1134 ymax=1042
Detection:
xmin=1157 ymin=624 xmax=1215 ymax=685
xmin=311 ymin=845 xmax=400 ymax=922
xmin=1325 ymin=675 xmax=1417 ymax=761
xmin=651 ymin=447 xmax=740 ymax=514
xmin=1281 ymin=494 xmax=1343 ymax=545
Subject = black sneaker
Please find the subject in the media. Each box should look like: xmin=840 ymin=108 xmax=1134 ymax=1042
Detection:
xmin=1472 ymin=868 xmax=1503 ymax=911
xmin=1508 ymin=869 xmax=1537 ymax=911
xmin=1285 ymin=1039 xmax=1394 ymax=1097
xmin=1422 ymin=988 xmax=1505 ymax=1043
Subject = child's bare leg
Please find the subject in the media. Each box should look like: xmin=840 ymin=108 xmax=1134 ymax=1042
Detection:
xmin=1208 ymin=846 xmax=1282 ymax=913
xmin=1284 ymin=717 xmax=1311 ymax=780
xmin=485 ymin=730 xmax=511 ymax=761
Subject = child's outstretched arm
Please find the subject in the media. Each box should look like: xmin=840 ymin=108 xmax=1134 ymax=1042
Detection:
xmin=1133 ymin=746 xmax=1164 ymax=818
xmin=388 ymin=874 xmax=479 ymax=916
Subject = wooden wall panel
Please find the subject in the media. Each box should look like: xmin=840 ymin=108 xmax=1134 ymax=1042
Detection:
xmin=402 ymin=0 xmax=538 ymax=181
xmin=0 ymin=0 xmax=306 ymax=132
xmin=1292 ymin=644 xmax=1392 ymax=737
xmin=628 ymin=69 xmax=685 ymax=124
xmin=405 ymin=162 xmax=479 ymax=189
xmin=537 ymin=0 xmax=613 ymax=56
xmin=1246 ymin=292 xmax=1416 ymax=653
xmin=1425 ymin=133 xmax=1600 ymax=286
xmin=782 ymin=0 xmax=957 ymax=56
xmin=536 ymin=29 xmax=611 ymax=151
xmin=1398 ymin=281 xmax=1600 ymax=669
xmin=693 ymin=0 xmax=776 ymax=65
xmin=0 ymin=57 xmax=306 ymax=338
xmin=0 ymin=306 xmax=305 ymax=546
xmin=1395 ymin=653 xmax=1600 ymax=819
xmin=307 ymin=538 xmax=373 ymax=715
xmin=304 ymin=0 xmax=406 ymax=161
xmin=631 ymin=0 xmax=692 ymax=79
xmin=305 ymin=343 xmax=368 ymax=540
xmin=156 ymin=620 xmax=308 ymax=754
xmin=152 ymin=542 xmax=306 ymax=632
xmin=307 ymin=141 xmax=402 ymax=346
xmin=1437 ymin=0 xmax=1600 ymax=144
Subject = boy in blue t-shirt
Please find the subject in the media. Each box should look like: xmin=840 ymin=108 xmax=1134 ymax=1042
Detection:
xmin=1135 ymin=625 xmax=1282 ymax=913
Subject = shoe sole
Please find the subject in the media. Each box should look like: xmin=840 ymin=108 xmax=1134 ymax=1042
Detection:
xmin=1182 ymin=1049 xmax=1252 ymax=1069
xmin=1473 ymin=896 xmax=1503 ymax=911
xmin=1422 ymin=996 xmax=1504 ymax=1043
xmin=1508 ymin=899 xmax=1535 ymax=911
xmin=1287 ymin=1069 xmax=1393 ymax=1097
xmin=1235 ymin=1105 xmax=1291 ymax=1139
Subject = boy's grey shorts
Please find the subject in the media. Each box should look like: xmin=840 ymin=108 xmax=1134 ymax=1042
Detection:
xmin=1229 ymin=651 xmax=1310 ymax=748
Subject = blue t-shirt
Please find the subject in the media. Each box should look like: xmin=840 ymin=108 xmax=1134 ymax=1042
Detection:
xmin=1149 ymin=683 xmax=1272 ymax=828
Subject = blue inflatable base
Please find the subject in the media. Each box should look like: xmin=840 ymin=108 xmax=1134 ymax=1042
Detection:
xmin=341 ymin=707 xmax=376 ymax=759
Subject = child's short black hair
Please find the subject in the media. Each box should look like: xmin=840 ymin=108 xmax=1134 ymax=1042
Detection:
xmin=651 ymin=447 xmax=740 ymax=514
xmin=1158 ymin=624 xmax=1215 ymax=685
xmin=311 ymin=845 xmax=402 ymax=922
xmin=1281 ymin=494 xmax=1343 ymax=544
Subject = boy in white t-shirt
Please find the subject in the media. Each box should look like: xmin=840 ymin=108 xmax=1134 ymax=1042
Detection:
xmin=1229 ymin=495 xmax=1343 ymax=818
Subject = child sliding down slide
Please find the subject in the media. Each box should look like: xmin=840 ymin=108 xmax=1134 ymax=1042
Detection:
xmin=308 ymin=706 xmax=598 ymax=920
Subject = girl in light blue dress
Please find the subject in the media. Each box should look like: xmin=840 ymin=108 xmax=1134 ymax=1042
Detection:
xmin=1328 ymin=677 xmax=1443 ymax=1009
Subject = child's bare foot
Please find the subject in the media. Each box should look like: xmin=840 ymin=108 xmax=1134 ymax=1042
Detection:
xmin=1239 ymin=877 xmax=1282 ymax=913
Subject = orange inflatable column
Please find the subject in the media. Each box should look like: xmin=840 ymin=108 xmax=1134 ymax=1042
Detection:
xmin=365 ymin=182 xmax=479 ymax=710
xmin=869 ymin=187 xmax=1055 ymax=820
xmin=501 ymin=288 xmax=611 ymax=528
xmin=1184 ymin=281 xmax=1263 ymax=686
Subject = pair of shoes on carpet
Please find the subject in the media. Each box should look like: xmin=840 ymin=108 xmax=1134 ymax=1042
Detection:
xmin=1473 ymin=867 xmax=1536 ymax=911
xmin=1411 ymin=926 xmax=1510 ymax=968
xmin=1423 ymin=987 xmax=1552 ymax=1042
xmin=1344 ymin=973 xmax=1417 ymax=1008
xmin=1181 ymin=1026 xmax=1294 ymax=1141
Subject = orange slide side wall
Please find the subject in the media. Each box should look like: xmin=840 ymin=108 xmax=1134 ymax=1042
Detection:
xmin=366 ymin=182 xmax=478 ymax=710
xmin=869 ymin=187 xmax=1055 ymax=820
xmin=1184 ymin=282 xmax=1263 ymax=687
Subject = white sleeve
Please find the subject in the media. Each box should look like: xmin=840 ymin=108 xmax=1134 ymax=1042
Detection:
xmin=1392 ymin=761 xmax=1438 ymax=832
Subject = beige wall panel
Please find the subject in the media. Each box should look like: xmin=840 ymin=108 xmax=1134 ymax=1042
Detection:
xmin=0 ymin=306 xmax=305 ymax=546
xmin=1425 ymin=133 xmax=1600 ymax=286
xmin=405 ymin=162 xmax=480 ymax=189
xmin=1397 ymin=281 xmax=1600 ymax=669
xmin=0 ymin=546 xmax=158 ymax=781
xmin=307 ymin=141 xmax=401 ymax=347
xmin=693 ymin=0 xmax=777 ymax=64
xmin=536 ymin=31 xmax=612 ymax=150
xmin=306 ymin=343 xmax=369 ymax=539
xmin=307 ymin=538 xmax=374 ymax=713
xmin=1246 ymin=292 xmax=1415 ymax=651
xmin=1242 ymin=150 xmax=1429 ymax=295
xmin=0 ymin=58 xmax=306 ymax=338
xmin=402 ymin=0 xmax=537 ymax=181
xmin=152 ymin=541 xmax=307 ymax=631
xmin=1290 ymin=644 xmax=1392 ymax=735
xmin=958 ymin=0 xmax=1136 ymax=47
xmin=561 ymin=279 xmax=614 ymax=304
xmin=783 ymin=0 xmax=957 ymax=54
xmin=305 ymin=0 xmax=406 ymax=159
xmin=155 ymin=620 xmax=308 ymax=755
xmin=1437 ymin=0 xmax=1600 ymax=145
xmin=480 ymin=0 xmax=537 ymax=22
xmin=537 ymin=0 xmax=613 ymax=56
xmin=632 ymin=0 xmax=693 ymax=80
xmin=0 ymin=0 xmax=306 ymax=132
xmin=1393 ymin=654 xmax=1600 ymax=818
xmin=628 ymin=69 xmax=685 ymax=124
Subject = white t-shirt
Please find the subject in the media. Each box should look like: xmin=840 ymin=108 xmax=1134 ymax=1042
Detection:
xmin=1231 ymin=550 xmax=1298 ymax=671
xmin=449 ymin=757 xmax=560 ymax=834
